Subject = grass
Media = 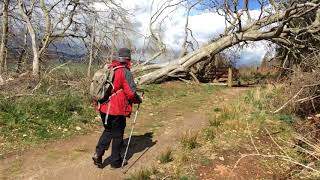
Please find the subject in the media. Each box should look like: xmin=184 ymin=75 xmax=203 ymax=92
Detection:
xmin=131 ymin=82 xmax=222 ymax=136
xmin=0 ymin=92 xmax=97 ymax=153
xmin=158 ymin=148 xmax=173 ymax=164
xmin=141 ymin=83 xmax=219 ymax=108
xmin=1 ymin=64 xmax=222 ymax=156
xmin=126 ymin=167 xmax=158 ymax=180
xmin=143 ymin=85 xmax=304 ymax=179
xmin=208 ymin=117 xmax=222 ymax=127
xmin=180 ymin=131 xmax=198 ymax=150
xmin=0 ymin=63 xmax=102 ymax=154
xmin=203 ymin=127 xmax=216 ymax=142
xmin=278 ymin=114 xmax=294 ymax=124
xmin=179 ymin=175 xmax=196 ymax=180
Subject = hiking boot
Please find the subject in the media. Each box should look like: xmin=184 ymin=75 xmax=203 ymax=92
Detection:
xmin=92 ymin=154 xmax=103 ymax=168
xmin=110 ymin=159 xmax=127 ymax=169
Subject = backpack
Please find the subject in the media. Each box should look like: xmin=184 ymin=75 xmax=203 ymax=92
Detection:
xmin=89 ymin=66 xmax=125 ymax=102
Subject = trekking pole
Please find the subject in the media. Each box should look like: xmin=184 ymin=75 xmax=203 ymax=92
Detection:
xmin=122 ymin=92 xmax=144 ymax=168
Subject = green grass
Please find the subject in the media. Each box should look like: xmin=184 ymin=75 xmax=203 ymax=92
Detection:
xmin=0 ymin=63 xmax=107 ymax=154
xmin=0 ymin=93 xmax=95 ymax=137
xmin=141 ymin=83 xmax=219 ymax=108
xmin=1 ymin=68 xmax=222 ymax=155
xmin=278 ymin=114 xmax=294 ymax=124
xmin=158 ymin=149 xmax=174 ymax=164
xmin=179 ymin=176 xmax=196 ymax=180
xmin=0 ymin=91 xmax=96 ymax=153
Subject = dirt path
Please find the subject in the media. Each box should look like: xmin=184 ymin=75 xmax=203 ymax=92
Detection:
xmin=0 ymin=87 xmax=247 ymax=180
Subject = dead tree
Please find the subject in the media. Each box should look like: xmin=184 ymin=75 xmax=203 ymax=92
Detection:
xmin=0 ymin=0 xmax=10 ymax=74
xmin=18 ymin=0 xmax=40 ymax=78
xmin=135 ymin=0 xmax=320 ymax=85
xmin=132 ymin=0 xmax=187 ymax=73
xmin=87 ymin=16 xmax=96 ymax=78
xmin=179 ymin=1 xmax=200 ymax=59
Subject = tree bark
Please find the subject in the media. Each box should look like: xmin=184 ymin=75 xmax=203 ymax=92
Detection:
xmin=0 ymin=0 xmax=10 ymax=74
xmin=18 ymin=0 xmax=40 ymax=78
xmin=228 ymin=67 xmax=232 ymax=87
xmin=16 ymin=28 xmax=28 ymax=73
xmin=39 ymin=0 xmax=52 ymax=57
xmin=0 ymin=74 xmax=4 ymax=85
xmin=136 ymin=2 xmax=320 ymax=85
xmin=136 ymin=30 xmax=306 ymax=85
xmin=87 ymin=17 xmax=96 ymax=78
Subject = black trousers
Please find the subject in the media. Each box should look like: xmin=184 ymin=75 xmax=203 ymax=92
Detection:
xmin=96 ymin=112 xmax=126 ymax=166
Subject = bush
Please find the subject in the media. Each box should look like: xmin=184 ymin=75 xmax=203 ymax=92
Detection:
xmin=273 ymin=70 xmax=320 ymax=116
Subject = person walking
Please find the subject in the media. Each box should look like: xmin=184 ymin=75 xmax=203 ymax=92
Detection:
xmin=92 ymin=48 xmax=142 ymax=169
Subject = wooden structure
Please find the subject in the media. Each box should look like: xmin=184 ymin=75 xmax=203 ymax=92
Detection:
xmin=191 ymin=54 xmax=239 ymax=86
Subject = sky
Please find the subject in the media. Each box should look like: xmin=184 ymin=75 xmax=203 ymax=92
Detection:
xmin=97 ymin=0 xmax=270 ymax=66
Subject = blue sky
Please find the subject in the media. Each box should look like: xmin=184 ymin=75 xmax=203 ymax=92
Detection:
xmin=195 ymin=0 xmax=263 ymax=11
xmin=236 ymin=0 xmax=262 ymax=10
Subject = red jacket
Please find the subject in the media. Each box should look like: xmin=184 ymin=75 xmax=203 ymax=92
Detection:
xmin=96 ymin=61 xmax=141 ymax=117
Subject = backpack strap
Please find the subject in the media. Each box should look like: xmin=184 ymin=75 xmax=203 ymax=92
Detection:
xmin=107 ymin=65 xmax=126 ymax=82
xmin=112 ymin=65 xmax=126 ymax=71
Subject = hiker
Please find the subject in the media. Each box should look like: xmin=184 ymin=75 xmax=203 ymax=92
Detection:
xmin=92 ymin=48 xmax=142 ymax=169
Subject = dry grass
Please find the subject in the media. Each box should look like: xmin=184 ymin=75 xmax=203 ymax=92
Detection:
xmin=180 ymin=131 xmax=199 ymax=150
xmin=151 ymin=86 xmax=308 ymax=179
xmin=158 ymin=148 xmax=173 ymax=164
xmin=126 ymin=167 xmax=158 ymax=180
xmin=270 ymin=70 xmax=320 ymax=118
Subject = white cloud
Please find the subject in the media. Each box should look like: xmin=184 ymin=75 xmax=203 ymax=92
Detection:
xmin=237 ymin=42 xmax=268 ymax=66
xmin=95 ymin=0 xmax=269 ymax=65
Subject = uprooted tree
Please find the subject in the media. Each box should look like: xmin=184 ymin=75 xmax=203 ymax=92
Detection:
xmin=134 ymin=0 xmax=320 ymax=85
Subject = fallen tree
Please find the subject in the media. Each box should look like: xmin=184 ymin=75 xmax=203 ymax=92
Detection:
xmin=134 ymin=0 xmax=320 ymax=85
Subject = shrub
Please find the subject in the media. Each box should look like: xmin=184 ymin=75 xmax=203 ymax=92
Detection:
xmin=158 ymin=149 xmax=173 ymax=164
xmin=203 ymin=127 xmax=216 ymax=141
xmin=180 ymin=131 xmax=198 ymax=150
xmin=272 ymin=70 xmax=320 ymax=116
xmin=209 ymin=118 xmax=222 ymax=127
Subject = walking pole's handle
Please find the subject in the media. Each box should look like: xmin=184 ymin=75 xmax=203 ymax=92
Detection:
xmin=137 ymin=91 xmax=144 ymax=110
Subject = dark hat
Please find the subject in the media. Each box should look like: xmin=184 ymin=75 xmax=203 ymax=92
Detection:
xmin=118 ymin=48 xmax=131 ymax=59
xmin=113 ymin=48 xmax=131 ymax=63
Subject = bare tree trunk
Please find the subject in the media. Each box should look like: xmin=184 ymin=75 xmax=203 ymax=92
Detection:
xmin=16 ymin=28 xmax=28 ymax=73
xmin=228 ymin=67 xmax=232 ymax=87
xmin=87 ymin=17 xmax=96 ymax=78
xmin=0 ymin=0 xmax=10 ymax=74
xmin=18 ymin=0 xmax=40 ymax=78
xmin=137 ymin=35 xmax=235 ymax=84
xmin=38 ymin=0 xmax=52 ymax=57
xmin=136 ymin=1 xmax=320 ymax=85
xmin=0 ymin=74 xmax=4 ymax=85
